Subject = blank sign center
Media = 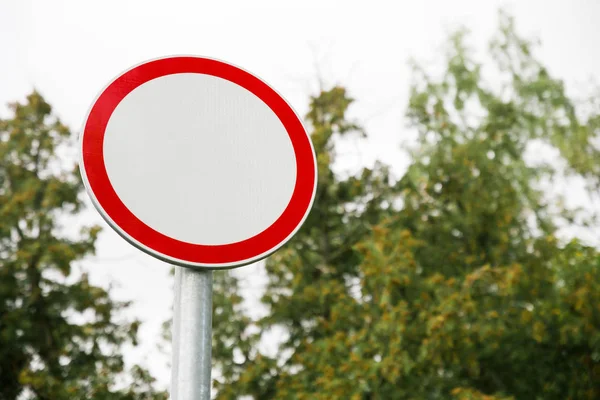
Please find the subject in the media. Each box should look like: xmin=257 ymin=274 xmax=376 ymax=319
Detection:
xmin=103 ymin=73 xmax=297 ymax=245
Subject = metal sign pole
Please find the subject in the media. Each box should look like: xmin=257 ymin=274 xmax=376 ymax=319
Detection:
xmin=170 ymin=266 xmax=213 ymax=400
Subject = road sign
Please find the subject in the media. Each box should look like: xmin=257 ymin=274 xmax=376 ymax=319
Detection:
xmin=80 ymin=56 xmax=317 ymax=269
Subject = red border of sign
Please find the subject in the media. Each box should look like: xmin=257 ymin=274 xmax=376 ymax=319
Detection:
xmin=81 ymin=56 xmax=316 ymax=267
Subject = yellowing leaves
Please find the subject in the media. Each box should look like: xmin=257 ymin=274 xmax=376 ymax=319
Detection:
xmin=520 ymin=310 xmax=533 ymax=324
xmin=532 ymin=321 xmax=546 ymax=343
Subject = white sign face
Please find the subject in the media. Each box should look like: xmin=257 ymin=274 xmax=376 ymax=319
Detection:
xmin=80 ymin=56 xmax=317 ymax=269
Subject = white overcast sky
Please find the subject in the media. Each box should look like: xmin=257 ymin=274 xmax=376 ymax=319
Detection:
xmin=1 ymin=0 xmax=600 ymax=392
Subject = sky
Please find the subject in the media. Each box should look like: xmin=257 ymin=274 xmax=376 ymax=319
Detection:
xmin=1 ymin=0 xmax=600 ymax=393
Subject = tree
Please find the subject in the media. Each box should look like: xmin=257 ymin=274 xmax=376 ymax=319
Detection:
xmin=211 ymin=12 xmax=600 ymax=399
xmin=0 ymin=92 xmax=168 ymax=400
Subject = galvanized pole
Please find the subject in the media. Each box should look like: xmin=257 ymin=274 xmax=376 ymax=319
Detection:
xmin=170 ymin=266 xmax=213 ymax=400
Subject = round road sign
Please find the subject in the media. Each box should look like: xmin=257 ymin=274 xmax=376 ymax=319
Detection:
xmin=80 ymin=56 xmax=317 ymax=269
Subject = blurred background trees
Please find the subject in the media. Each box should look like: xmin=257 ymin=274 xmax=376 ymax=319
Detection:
xmin=211 ymin=12 xmax=600 ymax=400
xmin=0 ymin=10 xmax=599 ymax=400
xmin=0 ymin=93 xmax=167 ymax=399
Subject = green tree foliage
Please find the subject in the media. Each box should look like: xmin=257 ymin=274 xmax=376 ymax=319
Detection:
xmin=0 ymin=92 xmax=167 ymax=400
xmin=212 ymin=12 xmax=600 ymax=399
